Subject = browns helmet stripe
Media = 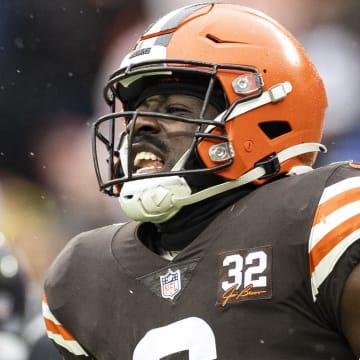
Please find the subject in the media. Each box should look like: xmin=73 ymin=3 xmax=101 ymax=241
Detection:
xmin=138 ymin=3 xmax=213 ymax=48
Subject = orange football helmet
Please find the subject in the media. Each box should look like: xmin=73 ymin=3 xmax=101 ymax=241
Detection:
xmin=93 ymin=2 xmax=327 ymax=222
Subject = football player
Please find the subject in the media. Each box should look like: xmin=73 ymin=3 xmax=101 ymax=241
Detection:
xmin=43 ymin=3 xmax=360 ymax=359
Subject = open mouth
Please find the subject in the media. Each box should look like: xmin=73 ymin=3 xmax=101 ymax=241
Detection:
xmin=133 ymin=151 xmax=164 ymax=174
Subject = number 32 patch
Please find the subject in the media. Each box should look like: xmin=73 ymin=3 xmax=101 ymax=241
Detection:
xmin=217 ymin=245 xmax=272 ymax=307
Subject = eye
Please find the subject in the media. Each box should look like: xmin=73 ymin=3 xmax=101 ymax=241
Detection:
xmin=166 ymin=104 xmax=192 ymax=116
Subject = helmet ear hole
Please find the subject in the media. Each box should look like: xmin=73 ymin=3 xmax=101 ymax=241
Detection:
xmin=258 ymin=121 xmax=292 ymax=140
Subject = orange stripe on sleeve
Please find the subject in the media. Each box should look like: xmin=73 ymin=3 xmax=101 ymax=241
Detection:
xmin=313 ymin=188 xmax=360 ymax=226
xmin=309 ymin=213 xmax=360 ymax=274
xmin=44 ymin=317 xmax=77 ymax=341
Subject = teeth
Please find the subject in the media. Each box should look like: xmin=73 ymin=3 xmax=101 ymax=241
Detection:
xmin=134 ymin=152 xmax=162 ymax=166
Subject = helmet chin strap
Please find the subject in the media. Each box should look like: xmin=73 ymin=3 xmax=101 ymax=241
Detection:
xmin=174 ymin=142 xmax=326 ymax=207
xmin=119 ymin=142 xmax=326 ymax=223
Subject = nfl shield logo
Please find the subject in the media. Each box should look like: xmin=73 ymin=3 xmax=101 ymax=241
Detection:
xmin=160 ymin=269 xmax=181 ymax=300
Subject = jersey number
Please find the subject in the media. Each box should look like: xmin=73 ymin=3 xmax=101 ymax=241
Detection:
xmin=222 ymin=250 xmax=268 ymax=291
xmin=133 ymin=317 xmax=217 ymax=359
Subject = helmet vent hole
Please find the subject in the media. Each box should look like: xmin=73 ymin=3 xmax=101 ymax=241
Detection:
xmin=258 ymin=121 xmax=292 ymax=139
xmin=206 ymin=34 xmax=221 ymax=43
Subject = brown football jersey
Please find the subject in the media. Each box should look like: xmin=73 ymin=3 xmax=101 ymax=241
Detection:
xmin=43 ymin=162 xmax=360 ymax=359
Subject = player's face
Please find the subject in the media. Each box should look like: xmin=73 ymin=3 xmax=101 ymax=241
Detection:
xmin=130 ymin=94 xmax=219 ymax=175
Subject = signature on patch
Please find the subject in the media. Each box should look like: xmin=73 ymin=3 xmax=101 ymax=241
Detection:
xmin=221 ymin=284 xmax=268 ymax=306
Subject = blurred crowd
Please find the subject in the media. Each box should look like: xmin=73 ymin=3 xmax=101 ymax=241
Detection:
xmin=0 ymin=0 xmax=359 ymax=358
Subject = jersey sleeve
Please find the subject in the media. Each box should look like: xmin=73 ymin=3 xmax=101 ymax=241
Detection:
xmin=42 ymin=224 xmax=124 ymax=359
xmin=308 ymin=165 xmax=360 ymax=323
xmin=42 ymin=293 xmax=91 ymax=359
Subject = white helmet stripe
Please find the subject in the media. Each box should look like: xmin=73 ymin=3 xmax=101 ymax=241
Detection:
xmin=141 ymin=3 xmax=213 ymax=47
xmin=144 ymin=3 xmax=212 ymax=35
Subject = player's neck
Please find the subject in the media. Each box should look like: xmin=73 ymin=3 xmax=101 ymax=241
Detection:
xmin=154 ymin=183 xmax=255 ymax=251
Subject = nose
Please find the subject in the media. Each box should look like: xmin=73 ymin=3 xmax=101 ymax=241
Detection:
xmin=133 ymin=114 xmax=161 ymax=135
